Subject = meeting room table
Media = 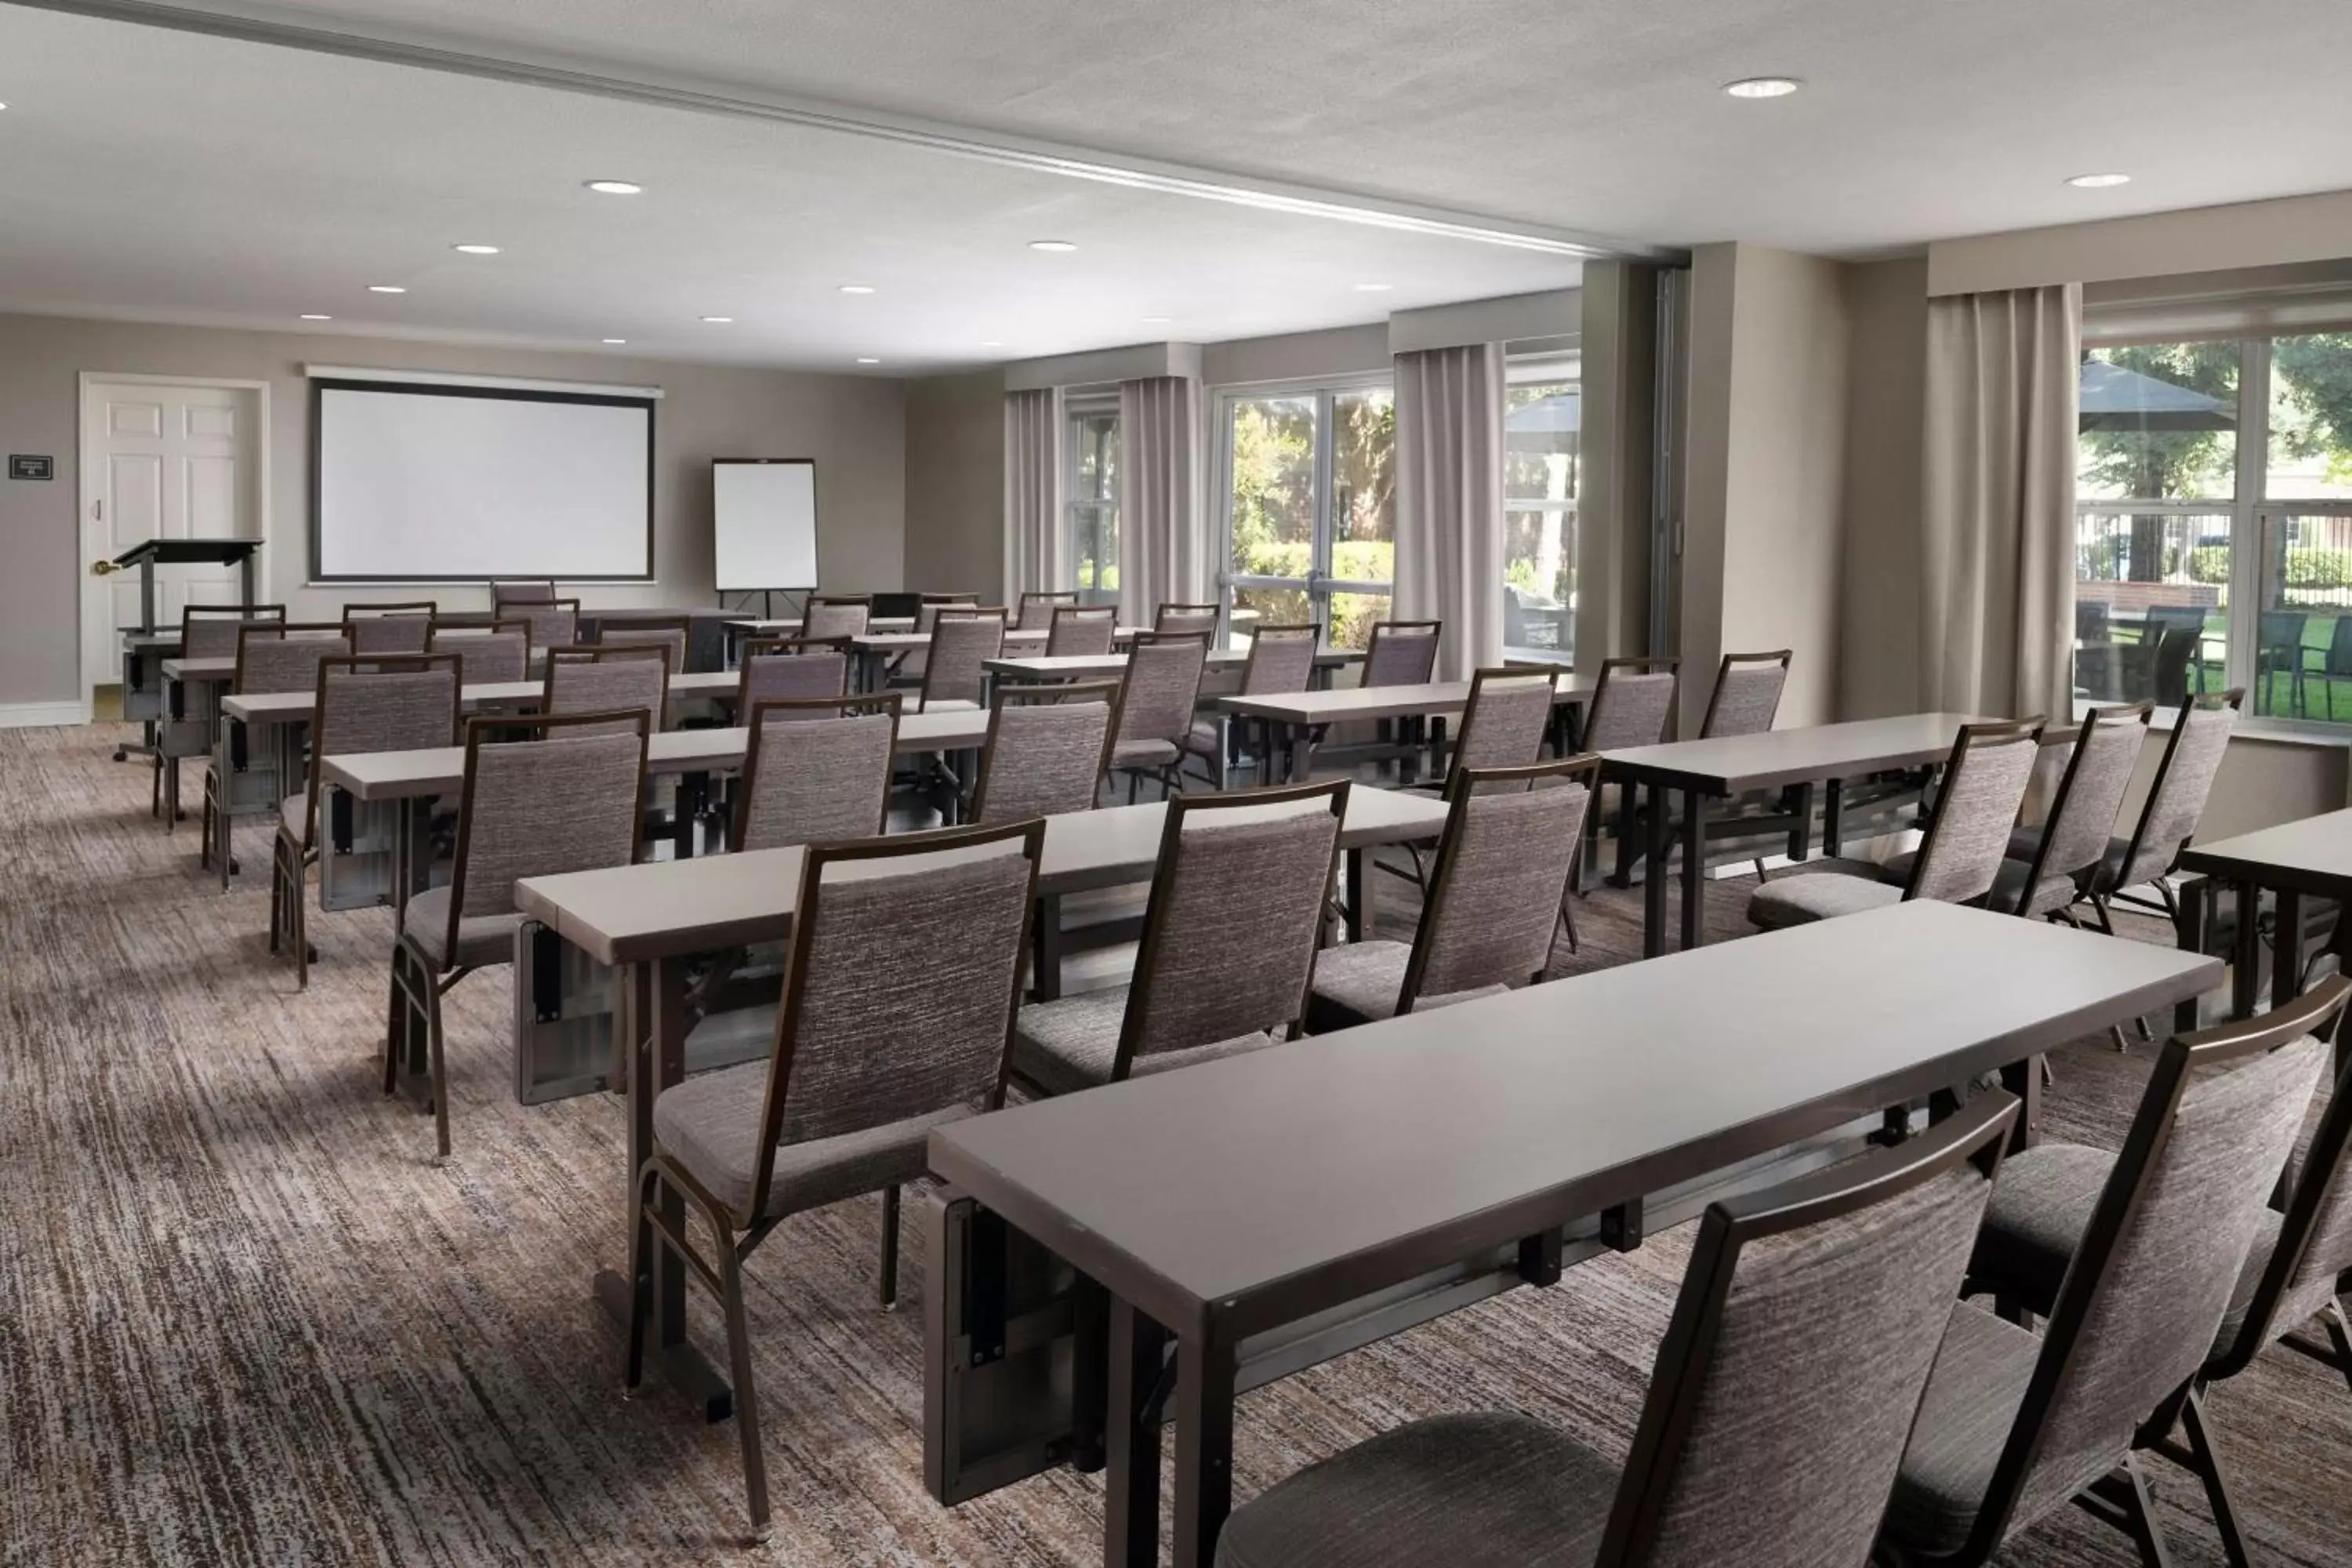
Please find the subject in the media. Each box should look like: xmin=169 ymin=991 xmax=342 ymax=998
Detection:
xmin=509 ymin=784 xmax=1452 ymax=1426
xmin=1217 ymin=677 xmax=1597 ymax=786
xmin=916 ymin=899 xmax=2218 ymax=1567
xmin=2179 ymin=807 xmax=2352 ymax=1025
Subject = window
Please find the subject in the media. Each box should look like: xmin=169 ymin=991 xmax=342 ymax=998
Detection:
xmin=1504 ymin=357 xmax=1579 ymax=664
xmin=1066 ymin=397 xmax=1119 ymax=606
xmin=2074 ymin=332 xmax=2352 ymax=723
xmin=1221 ymin=380 xmax=1395 ymax=648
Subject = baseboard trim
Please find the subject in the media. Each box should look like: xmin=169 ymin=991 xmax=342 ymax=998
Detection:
xmin=0 ymin=701 xmax=95 ymax=729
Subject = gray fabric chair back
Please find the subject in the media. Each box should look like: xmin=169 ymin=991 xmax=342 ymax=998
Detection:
xmin=735 ymin=696 xmax=898 ymax=851
xmin=1904 ymin=720 xmax=2041 ymax=906
xmin=504 ymin=599 xmax=579 ymax=653
xmin=597 ymin=622 xmax=688 ymax=676
xmin=1406 ymin=760 xmax=1594 ymax=1008
xmin=2114 ymin=691 xmax=2241 ymax=889
xmin=1240 ymin=624 xmax=1319 ymax=696
xmin=1602 ymin=1097 xmax=2015 ymax=1568
xmin=1584 ymin=658 xmax=1679 ymax=751
xmin=1363 ymin=620 xmax=1440 ymax=688
xmin=452 ymin=717 xmax=646 ymax=924
xmin=343 ymin=609 xmax=434 ymax=655
xmin=296 ymin=656 xmax=461 ymax=844
xmin=545 ymin=646 xmax=669 ymax=735
xmin=1046 ymin=605 xmax=1118 ymax=657
xmin=1700 ymin=651 xmax=1790 ymax=739
xmin=235 ymin=627 xmax=351 ymax=695
xmin=737 ymin=638 xmax=850 ymax=710
xmin=491 ymin=580 xmax=556 ymax=608
xmin=433 ymin=629 xmax=528 ymax=685
xmin=1117 ymin=782 xmax=1347 ymax=1076
xmin=1114 ymin=634 xmax=1208 ymax=748
xmin=1994 ymin=1027 xmax=2325 ymax=1542
xmin=920 ymin=611 xmax=1006 ymax=709
xmin=803 ymin=598 xmax=870 ymax=641
xmin=1450 ymin=669 xmax=1557 ymax=775
xmin=183 ymin=607 xmax=284 ymax=660
xmin=1016 ymin=590 xmax=1078 ymax=631
xmin=975 ymin=684 xmax=1116 ymax=824
xmin=743 ymin=823 xmax=1042 ymax=1218
xmin=1155 ymin=603 xmax=1220 ymax=641
xmin=917 ymin=594 xmax=980 ymax=633
xmin=2029 ymin=703 xmax=2151 ymax=888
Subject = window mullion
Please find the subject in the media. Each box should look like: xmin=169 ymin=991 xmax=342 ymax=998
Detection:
xmin=2225 ymin=337 xmax=2267 ymax=697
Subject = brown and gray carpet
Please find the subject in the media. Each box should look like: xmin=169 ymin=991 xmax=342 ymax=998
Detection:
xmin=3 ymin=722 xmax=2348 ymax=1566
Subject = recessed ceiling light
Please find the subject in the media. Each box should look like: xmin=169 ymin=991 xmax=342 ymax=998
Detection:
xmin=451 ymin=243 xmax=501 ymax=255
xmin=1141 ymin=315 xmax=1174 ymax=324
xmin=601 ymin=338 xmax=627 ymax=344
xmin=979 ymin=340 xmax=1005 ymax=348
xmin=299 ymin=314 xmax=332 ymax=321
xmin=367 ymin=285 xmax=407 ymax=294
xmin=839 ymin=284 xmax=877 ymax=295
xmin=1353 ymin=282 xmax=1393 ymax=292
xmin=2066 ymin=172 xmax=2132 ymax=188
xmin=699 ymin=315 xmax=733 ymax=323
xmin=1723 ymin=77 xmax=1801 ymax=98
xmin=856 ymin=357 xmax=882 ymax=365
xmin=1028 ymin=239 xmax=1078 ymax=253
xmin=585 ymin=180 xmax=643 ymax=195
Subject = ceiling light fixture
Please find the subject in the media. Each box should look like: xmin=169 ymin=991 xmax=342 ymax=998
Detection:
xmin=979 ymin=340 xmax=1005 ymax=348
xmin=1141 ymin=315 xmax=1174 ymax=325
xmin=700 ymin=315 xmax=733 ymax=323
xmin=367 ymin=285 xmax=407 ymax=294
xmin=300 ymin=314 xmax=332 ymax=321
xmin=585 ymin=180 xmax=643 ymax=194
xmin=839 ymin=284 xmax=877 ymax=295
xmin=452 ymin=243 xmax=501 ymax=255
xmin=601 ymin=338 xmax=627 ymax=344
xmin=856 ymin=357 xmax=882 ymax=365
xmin=1028 ymin=239 xmax=1078 ymax=253
xmin=1723 ymin=77 xmax=1801 ymax=98
xmin=1353 ymin=281 xmax=1393 ymax=292
xmin=2066 ymin=172 xmax=2132 ymax=188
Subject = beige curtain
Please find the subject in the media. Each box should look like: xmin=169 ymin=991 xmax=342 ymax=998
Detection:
xmin=1003 ymin=387 xmax=1063 ymax=601
xmin=1393 ymin=343 xmax=1507 ymax=680
xmin=1920 ymin=284 xmax=2082 ymax=723
xmin=1116 ymin=376 xmax=1209 ymax=628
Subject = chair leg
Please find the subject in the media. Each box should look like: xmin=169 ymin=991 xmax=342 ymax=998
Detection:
xmin=622 ymin=1166 xmax=657 ymax=1394
xmin=879 ymin=1185 xmax=902 ymax=1311
xmin=2325 ymin=1297 xmax=2352 ymax=1396
xmin=2089 ymin=892 xmax=2118 ymax=936
xmin=425 ymin=972 xmax=452 ymax=1165
xmin=2110 ymin=1450 xmax=2176 ymax=1568
xmin=268 ymin=834 xmax=286 ymax=954
xmin=1555 ymin=895 xmax=1581 ymax=956
xmin=2176 ymin=1385 xmax=2253 ymax=1568
xmin=291 ymin=869 xmax=311 ymax=991
xmin=717 ymin=1234 xmax=772 ymax=1542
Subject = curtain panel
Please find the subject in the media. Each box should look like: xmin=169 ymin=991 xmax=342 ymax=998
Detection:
xmin=1920 ymin=284 xmax=2082 ymax=723
xmin=1003 ymin=387 xmax=1064 ymax=601
xmin=1392 ymin=343 xmax=1507 ymax=681
xmin=1116 ymin=376 xmax=1210 ymax=628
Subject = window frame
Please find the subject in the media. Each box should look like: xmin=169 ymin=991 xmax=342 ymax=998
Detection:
xmin=1063 ymin=391 xmax=1120 ymax=607
xmin=1502 ymin=352 xmax=1582 ymax=667
xmin=1214 ymin=371 xmax=1396 ymax=645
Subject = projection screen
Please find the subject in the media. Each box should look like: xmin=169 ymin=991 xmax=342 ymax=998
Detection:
xmin=311 ymin=376 xmax=656 ymax=581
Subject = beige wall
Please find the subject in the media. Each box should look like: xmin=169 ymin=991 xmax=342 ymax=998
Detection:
xmin=1836 ymin=256 xmax=1929 ymax=719
xmin=1199 ymin=324 xmax=1391 ymax=387
xmin=903 ymin=369 xmax=1007 ymax=601
xmin=1929 ymin=188 xmax=2352 ymax=297
xmin=1573 ymin=261 xmax=1661 ymax=677
xmin=2116 ymin=732 xmax=2349 ymax=842
xmin=0 ymin=310 xmax=904 ymax=706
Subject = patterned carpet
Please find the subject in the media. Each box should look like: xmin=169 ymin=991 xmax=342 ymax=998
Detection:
xmin=3 ymin=721 xmax=2348 ymax=1566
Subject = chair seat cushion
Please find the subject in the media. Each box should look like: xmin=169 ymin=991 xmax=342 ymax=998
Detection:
xmin=1112 ymin=738 xmax=1181 ymax=770
xmin=911 ymin=696 xmax=978 ymax=713
xmin=1968 ymin=1140 xmax=2282 ymax=1359
xmin=1012 ymin=987 xmax=1272 ymax=1095
xmin=1747 ymin=871 xmax=1905 ymax=928
xmin=1306 ymin=941 xmax=1506 ymax=1033
xmin=1214 ymin=1410 xmax=1614 ymax=1568
xmin=280 ymin=793 xmax=308 ymax=840
xmin=2006 ymin=823 xmax=2043 ymax=862
xmin=652 ymin=1060 xmax=975 ymax=1218
xmin=1185 ymin=717 xmax=1222 ymax=757
xmin=400 ymin=886 xmax=522 ymax=969
xmin=1882 ymin=1301 xmax=2041 ymax=1558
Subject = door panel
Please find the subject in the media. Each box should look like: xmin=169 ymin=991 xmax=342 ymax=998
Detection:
xmin=107 ymin=453 xmax=164 ymax=552
xmin=185 ymin=454 xmax=239 ymax=538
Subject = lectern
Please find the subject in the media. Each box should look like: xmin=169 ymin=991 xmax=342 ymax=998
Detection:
xmin=107 ymin=538 xmax=263 ymax=632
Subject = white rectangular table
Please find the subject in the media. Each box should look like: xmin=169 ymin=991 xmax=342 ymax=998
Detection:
xmin=1221 ymin=678 xmax=1598 ymax=786
xmin=510 ymin=784 xmax=1450 ymax=1422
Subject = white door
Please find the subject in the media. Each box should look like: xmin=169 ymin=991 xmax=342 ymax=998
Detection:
xmin=80 ymin=379 xmax=264 ymax=695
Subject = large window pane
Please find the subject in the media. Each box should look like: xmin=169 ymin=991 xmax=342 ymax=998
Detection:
xmin=1330 ymin=388 xmax=1394 ymax=586
xmin=2077 ymin=343 xmax=2240 ymax=503
xmin=1229 ymin=396 xmax=1317 ymax=583
xmin=2074 ymin=511 xmax=2230 ymax=705
xmin=2267 ymin=333 xmax=2352 ymax=501
xmin=1069 ymin=408 xmax=1119 ymax=604
xmin=1504 ymin=378 xmax=1578 ymax=659
xmin=2254 ymin=514 xmax=2352 ymax=720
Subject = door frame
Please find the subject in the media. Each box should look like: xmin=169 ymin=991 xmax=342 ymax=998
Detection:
xmin=78 ymin=372 xmax=273 ymax=706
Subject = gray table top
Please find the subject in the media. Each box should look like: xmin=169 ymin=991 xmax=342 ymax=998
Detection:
xmin=319 ymin=707 xmax=990 ymax=802
xmin=928 ymin=899 xmax=2219 ymax=1336
xmin=724 ymin=617 xmax=916 ymax=634
xmin=984 ymin=648 xmax=1363 ymax=680
xmin=2181 ymin=808 xmax=2352 ymax=896
xmin=515 ymin=786 xmax=1448 ymax=966
xmin=1219 ymin=677 xmax=1595 ymax=725
xmin=1602 ymin=712 xmax=1999 ymax=794
xmin=221 ymin=670 xmax=737 ymax=724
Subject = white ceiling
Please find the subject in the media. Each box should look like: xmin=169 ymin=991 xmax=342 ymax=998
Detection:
xmin=5 ymin=0 xmax=2350 ymax=371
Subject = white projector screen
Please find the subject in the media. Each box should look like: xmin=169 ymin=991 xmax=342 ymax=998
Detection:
xmin=712 ymin=459 xmax=818 ymax=591
xmin=313 ymin=379 xmax=655 ymax=581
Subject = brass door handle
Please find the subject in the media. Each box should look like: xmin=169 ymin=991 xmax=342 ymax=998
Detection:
xmin=91 ymin=558 xmax=120 ymax=575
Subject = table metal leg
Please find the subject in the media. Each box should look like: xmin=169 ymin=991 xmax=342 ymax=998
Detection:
xmin=1642 ymin=782 xmax=1671 ymax=959
xmin=593 ymin=955 xmax=732 ymax=1421
xmin=2174 ymin=879 xmax=2209 ymax=1037
xmin=1032 ymin=893 xmax=1064 ymax=1003
xmin=1105 ymin=1300 xmax=1167 ymax=1568
xmin=2274 ymin=887 xmax=2303 ymax=1014
xmin=2231 ymin=879 xmax=2262 ymax=1020
xmin=1678 ymin=788 xmax=1707 ymax=951
xmin=1171 ymin=1330 xmax=1237 ymax=1568
xmin=1822 ymin=778 xmax=1846 ymax=857
xmin=1345 ymin=846 xmax=1371 ymax=942
xmin=1784 ymin=781 xmax=1814 ymax=866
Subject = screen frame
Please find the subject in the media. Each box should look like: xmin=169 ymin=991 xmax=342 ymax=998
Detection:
xmin=308 ymin=376 xmax=659 ymax=583
xmin=710 ymin=456 xmax=820 ymax=593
